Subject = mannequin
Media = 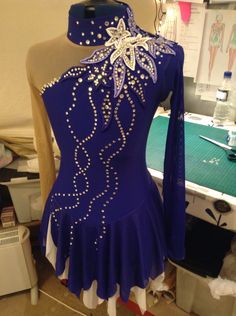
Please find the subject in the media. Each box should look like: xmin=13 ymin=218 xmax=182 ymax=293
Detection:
xmin=25 ymin=1 xmax=141 ymax=207
xmin=70 ymin=0 xmax=126 ymax=18
xmin=26 ymin=2 xmax=185 ymax=315
xmin=26 ymin=6 xmax=121 ymax=206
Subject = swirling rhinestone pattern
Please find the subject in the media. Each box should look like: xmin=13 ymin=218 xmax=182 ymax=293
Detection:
xmin=48 ymin=67 xmax=99 ymax=246
xmin=39 ymin=12 xmax=176 ymax=250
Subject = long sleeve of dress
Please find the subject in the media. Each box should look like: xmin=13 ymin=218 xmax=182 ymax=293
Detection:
xmin=162 ymin=47 xmax=186 ymax=260
xmin=25 ymin=56 xmax=56 ymax=209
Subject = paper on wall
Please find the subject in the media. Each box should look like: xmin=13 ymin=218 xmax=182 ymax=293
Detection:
xmin=200 ymin=85 xmax=218 ymax=102
xmin=195 ymin=83 xmax=218 ymax=101
xmin=196 ymin=10 xmax=236 ymax=86
xmin=176 ymin=3 xmax=206 ymax=78
xmin=179 ymin=0 xmax=204 ymax=3
xmin=195 ymin=83 xmax=208 ymax=95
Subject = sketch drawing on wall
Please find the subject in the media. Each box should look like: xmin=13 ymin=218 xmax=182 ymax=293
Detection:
xmin=196 ymin=10 xmax=236 ymax=86
xmin=208 ymin=14 xmax=225 ymax=81
xmin=226 ymin=24 xmax=236 ymax=71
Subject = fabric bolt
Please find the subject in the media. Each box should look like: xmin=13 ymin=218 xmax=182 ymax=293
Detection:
xmin=27 ymin=2 xmax=185 ymax=315
xmin=0 ymin=135 xmax=36 ymax=157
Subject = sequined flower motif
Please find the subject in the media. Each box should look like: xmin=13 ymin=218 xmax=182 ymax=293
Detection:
xmin=105 ymin=18 xmax=131 ymax=48
xmin=109 ymin=33 xmax=150 ymax=70
xmin=81 ymin=17 xmax=174 ymax=98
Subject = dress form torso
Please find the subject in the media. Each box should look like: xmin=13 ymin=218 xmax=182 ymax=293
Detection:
xmin=26 ymin=3 xmax=185 ymax=315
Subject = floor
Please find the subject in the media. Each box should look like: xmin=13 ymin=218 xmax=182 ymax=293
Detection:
xmin=0 ymin=244 xmax=191 ymax=316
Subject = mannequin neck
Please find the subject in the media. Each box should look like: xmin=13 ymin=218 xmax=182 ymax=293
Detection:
xmin=67 ymin=1 xmax=133 ymax=46
xmin=70 ymin=0 xmax=126 ymax=19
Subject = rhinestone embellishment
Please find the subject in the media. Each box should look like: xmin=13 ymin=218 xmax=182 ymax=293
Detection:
xmin=81 ymin=17 xmax=174 ymax=98
xmin=39 ymin=10 xmax=176 ymax=251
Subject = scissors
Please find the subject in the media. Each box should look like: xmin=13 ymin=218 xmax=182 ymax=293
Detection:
xmin=199 ymin=135 xmax=236 ymax=161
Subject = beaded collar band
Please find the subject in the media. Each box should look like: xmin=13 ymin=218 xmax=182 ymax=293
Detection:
xmin=67 ymin=8 xmax=129 ymax=46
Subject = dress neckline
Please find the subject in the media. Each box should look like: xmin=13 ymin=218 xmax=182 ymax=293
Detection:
xmin=67 ymin=2 xmax=131 ymax=46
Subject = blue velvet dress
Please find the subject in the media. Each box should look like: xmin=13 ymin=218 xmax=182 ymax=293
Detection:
xmin=39 ymin=2 xmax=185 ymax=305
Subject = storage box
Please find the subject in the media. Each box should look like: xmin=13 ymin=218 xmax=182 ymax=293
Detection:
xmin=0 ymin=206 xmax=16 ymax=227
xmin=0 ymin=225 xmax=38 ymax=304
xmin=0 ymin=178 xmax=42 ymax=223
xmin=172 ymin=263 xmax=236 ymax=316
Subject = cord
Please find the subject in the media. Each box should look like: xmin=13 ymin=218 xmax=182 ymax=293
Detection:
xmin=154 ymin=0 xmax=166 ymax=34
xmin=153 ymin=0 xmax=158 ymax=34
xmin=39 ymin=288 xmax=88 ymax=316
xmin=158 ymin=0 xmax=164 ymax=22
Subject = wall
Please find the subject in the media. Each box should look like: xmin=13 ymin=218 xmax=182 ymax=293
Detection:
xmin=1 ymin=1 xmax=235 ymax=139
xmin=183 ymin=3 xmax=236 ymax=117
xmin=0 ymin=0 xmax=158 ymax=138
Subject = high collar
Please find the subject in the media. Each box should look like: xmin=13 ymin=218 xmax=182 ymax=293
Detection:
xmin=67 ymin=3 xmax=133 ymax=46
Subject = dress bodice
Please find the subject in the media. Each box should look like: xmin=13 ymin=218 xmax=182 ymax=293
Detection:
xmin=40 ymin=6 xmax=184 ymax=231
xmin=35 ymin=2 xmax=185 ymax=311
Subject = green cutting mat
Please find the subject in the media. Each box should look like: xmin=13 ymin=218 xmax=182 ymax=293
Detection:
xmin=146 ymin=116 xmax=236 ymax=197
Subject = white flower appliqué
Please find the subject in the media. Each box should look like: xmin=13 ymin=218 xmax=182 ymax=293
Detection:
xmin=105 ymin=19 xmax=151 ymax=71
xmin=81 ymin=18 xmax=175 ymax=98
xmin=105 ymin=18 xmax=131 ymax=48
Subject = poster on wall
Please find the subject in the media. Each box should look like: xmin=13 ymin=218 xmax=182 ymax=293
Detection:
xmin=160 ymin=3 xmax=206 ymax=78
xmin=196 ymin=10 xmax=236 ymax=86
xmin=178 ymin=0 xmax=204 ymax=3
xmin=176 ymin=3 xmax=206 ymax=78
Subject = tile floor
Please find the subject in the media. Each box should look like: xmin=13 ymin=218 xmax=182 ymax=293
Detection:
xmin=0 ymin=246 xmax=191 ymax=316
